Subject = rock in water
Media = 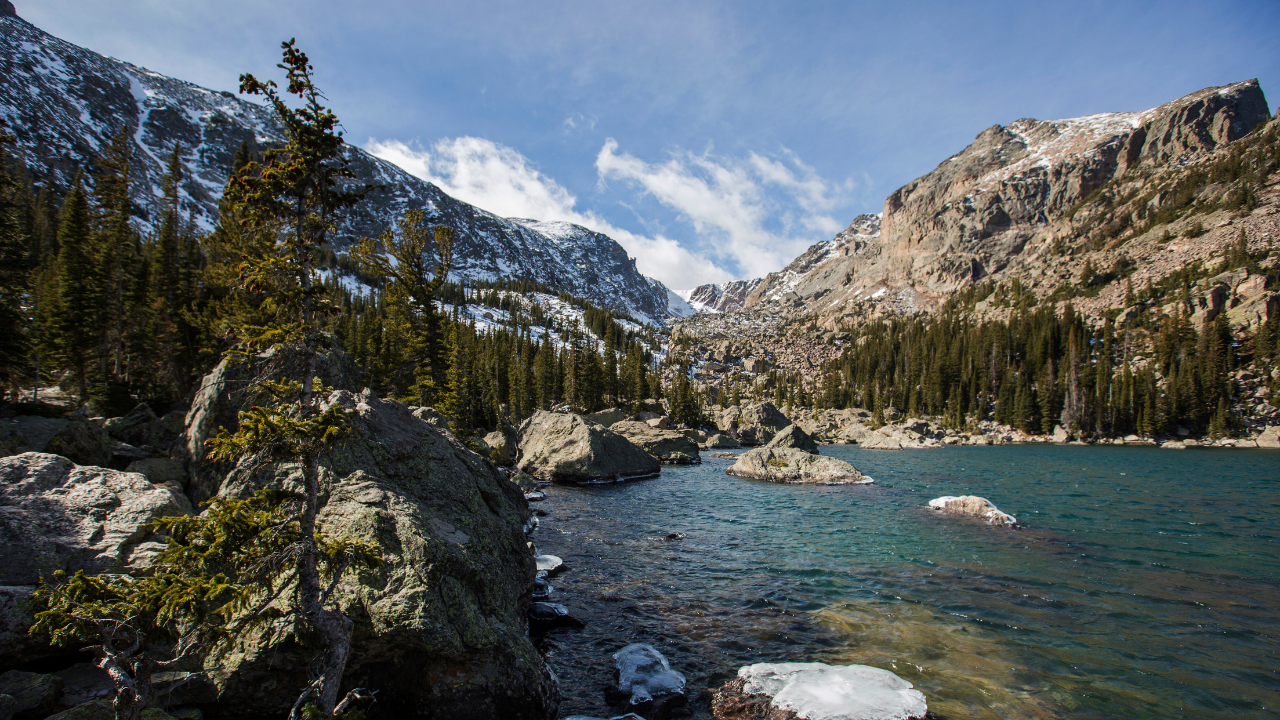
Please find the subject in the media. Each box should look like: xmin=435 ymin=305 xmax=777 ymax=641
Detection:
xmin=610 ymin=643 xmax=686 ymax=714
xmin=712 ymin=662 xmax=927 ymax=720
xmin=726 ymin=447 xmax=869 ymax=485
xmin=764 ymin=424 xmax=818 ymax=454
xmin=609 ymin=420 xmax=701 ymax=464
xmin=720 ymin=402 xmax=792 ymax=446
xmin=517 ymin=411 xmax=660 ymax=484
xmin=702 ymin=433 xmax=741 ymax=449
xmin=203 ymin=390 xmax=559 ymax=720
xmin=0 ymin=453 xmax=190 ymax=585
xmin=928 ymin=495 xmax=1018 ymax=526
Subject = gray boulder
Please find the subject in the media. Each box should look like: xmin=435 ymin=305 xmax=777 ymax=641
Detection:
xmin=721 ymin=402 xmax=792 ymax=446
xmin=180 ymin=345 xmax=361 ymax=504
xmin=764 ymin=424 xmax=818 ymax=454
xmin=203 ymin=390 xmax=559 ymax=720
xmin=484 ymin=429 xmax=515 ymax=467
xmin=123 ymin=457 xmax=187 ymax=487
xmin=584 ymin=408 xmax=630 ymax=427
xmin=726 ymin=447 xmax=869 ymax=485
xmin=701 ymin=434 xmax=740 ymax=449
xmin=517 ymin=411 xmax=659 ymax=484
xmin=43 ymin=420 xmax=114 ymax=468
xmin=608 ymin=420 xmax=701 ymax=465
xmin=0 ymin=453 xmax=191 ymax=585
xmin=0 ymin=416 xmax=69 ymax=458
xmin=104 ymin=404 xmax=186 ymax=454
xmin=0 ymin=586 xmax=47 ymax=669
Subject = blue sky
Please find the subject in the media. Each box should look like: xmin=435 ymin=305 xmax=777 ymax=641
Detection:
xmin=21 ymin=0 xmax=1280 ymax=291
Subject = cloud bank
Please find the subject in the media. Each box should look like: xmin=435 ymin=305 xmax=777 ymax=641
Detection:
xmin=367 ymin=136 xmax=853 ymax=290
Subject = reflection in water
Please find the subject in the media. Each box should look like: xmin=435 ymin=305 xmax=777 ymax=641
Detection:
xmin=533 ymin=446 xmax=1280 ymax=719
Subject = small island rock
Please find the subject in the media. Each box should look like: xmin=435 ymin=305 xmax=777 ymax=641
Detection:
xmin=928 ymin=495 xmax=1017 ymax=526
xmin=726 ymin=447 xmax=869 ymax=485
xmin=518 ymin=411 xmax=660 ymax=484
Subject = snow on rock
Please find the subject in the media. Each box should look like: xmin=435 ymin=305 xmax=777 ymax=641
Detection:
xmin=715 ymin=662 xmax=928 ymax=720
xmin=928 ymin=495 xmax=1018 ymax=526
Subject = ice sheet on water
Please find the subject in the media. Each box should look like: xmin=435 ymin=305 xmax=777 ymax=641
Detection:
xmin=738 ymin=662 xmax=927 ymax=720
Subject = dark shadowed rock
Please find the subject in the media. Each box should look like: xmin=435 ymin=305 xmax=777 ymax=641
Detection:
xmin=609 ymin=420 xmax=701 ymax=465
xmin=764 ymin=424 xmax=818 ymax=454
xmin=0 ymin=416 xmax=69 ymax=458
xmin=726 ymin=448 xmax=868 ymax=485
xmin=0 ymin=670 xmax=64 ymax=720
xmin=517 ymin=411 xmax=659 ymax=484
xmin=43 ymin=420 xmax=113 ymax=468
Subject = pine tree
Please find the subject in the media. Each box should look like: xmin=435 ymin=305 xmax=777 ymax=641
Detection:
xmin=0 ymin=122 xmax=30 ymax=398
xmin=208 ymin=41 xmax=373 ymax=718
xmin=54 ymin=174 xmax=101 ymax=403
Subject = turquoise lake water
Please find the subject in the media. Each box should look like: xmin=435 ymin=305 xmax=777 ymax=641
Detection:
xmin=534 ymin=445 xmax=1279 ymax=719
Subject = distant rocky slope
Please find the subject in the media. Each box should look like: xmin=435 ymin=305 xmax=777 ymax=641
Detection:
xmin=673 ymin=80 xmax=1278 ymax=384
xmin=0 ymin=7 xmax=682 ymax=324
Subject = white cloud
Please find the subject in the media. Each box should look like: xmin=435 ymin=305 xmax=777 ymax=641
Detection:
xmin=366 ymin=137 xmax=733 ymax=291
xmin=595 ymin=139 xmax=850 ymax=279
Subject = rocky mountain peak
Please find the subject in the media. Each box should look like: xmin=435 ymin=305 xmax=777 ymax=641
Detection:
xmin=0 ymin=2 xmax=15 ymax=19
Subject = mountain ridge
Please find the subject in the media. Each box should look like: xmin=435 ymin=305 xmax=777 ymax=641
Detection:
xmin=0 ymin=11 xmax=684 ymax=325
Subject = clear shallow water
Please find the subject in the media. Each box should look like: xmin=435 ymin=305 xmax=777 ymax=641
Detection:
xmin=534 ymin=445 xmax=1279 ymax=720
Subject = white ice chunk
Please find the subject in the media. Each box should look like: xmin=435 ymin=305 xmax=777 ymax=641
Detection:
xmin=738 ymin=662 xmax=927 ymax=720
xmin=614 ymin=643 xmax=686 ymax=705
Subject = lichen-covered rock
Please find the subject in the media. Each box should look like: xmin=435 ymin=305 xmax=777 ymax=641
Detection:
xmin=204 ymin=390 xmax=559 ymax=720
xmin=763 ymin=425 xmax=818 ymax=454
xmin=609 ymin=421 xmax=701 ymax=465
xmin=0 ymin=453 xmax=190 ymax=585
xmin=180 ymin=345 xmax=361 ymax=504
xmin=726 ymin=448 xmax=868 ymax=485
xmin=711 ymin=663 xmax=927 ymax=720
xmin=43 ymin=420 xmax=114 ymax=468
xmin=517 ymin=411 xmax=659 ymax=484
xmin=928 ymin=496 xmax=1017 ymax=526
xmin=0 ymin=670 xmax=64 ymax=720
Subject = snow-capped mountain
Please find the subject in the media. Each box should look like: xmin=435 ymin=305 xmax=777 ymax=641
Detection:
xmin=0 ymin=6 xmax=682 ymax=324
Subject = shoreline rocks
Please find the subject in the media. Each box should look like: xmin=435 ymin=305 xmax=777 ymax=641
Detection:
xmin=518 ymin=411 xmax=661 ymax=484
xmin=712 ymin=662 xmax=928 ymax=720
xmin=928 ymin=495 xmax=1018 ymax=526
xmin=727 ymin=447 xmax=870 ymax=485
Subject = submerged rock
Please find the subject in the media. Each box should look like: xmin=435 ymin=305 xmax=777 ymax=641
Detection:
xmin=609 ymin=420 xmax=701 ymax=465
xmin=928 ymin=495 xmax=1018 ymax=526
xmin=608 ymin=643 xmax=686 ymax=714
xmin=763 ymin=424 xmax=818 ymax=454
xmin=517 ymin=411 xmax=660 ymax=484
xmin=529 ymin=601 xmax=585 ymax=631
xmin=0 ymin=453 xmax=190 ymax=585
xmin=727 ymin=447 xmax=869 ymax=485
xmin=712 ymin=662 xmax=927 ymax=720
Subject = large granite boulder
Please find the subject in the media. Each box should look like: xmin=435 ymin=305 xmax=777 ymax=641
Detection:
xmin=726 ymin=448 xmax=868 ymax=485
xmin=763 ymin=424 xmax=818 ymax=454
xmin=609 ymin=421 xmax=701 ymax=465
xmin=719 ymin=402 xmax=792 ymax=446
xmin=702 ymin=434 xmax=740 ymax=449
xmin=0 ymin=453 xmax=191 ymax=585
xmin=928 ymin=496 xmax=1018 ymax=526
xmin=103 ymin=404 xmax=185 ymax=454
xmin=43 ymin=420 xmax=114 ymax=468
xmin=180 ymin=344 xmax=361 ymax=504
xmin=204 ymin=390 xmax=559 ymax=720
xmin=485 ymin=429 xmax=515 ymax=467
xmin=517 ymin=411 xmax=659 ymax=484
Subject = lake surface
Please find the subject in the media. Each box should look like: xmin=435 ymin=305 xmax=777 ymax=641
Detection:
xmin=532 ymin=445 xmax=1280 ymax=720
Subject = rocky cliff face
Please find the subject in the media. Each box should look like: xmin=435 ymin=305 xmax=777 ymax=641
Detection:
xmin=0 ymin=11 xmax=680 ymax=323
xmin=677 ymin=80 xmax=1272 ymax=332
